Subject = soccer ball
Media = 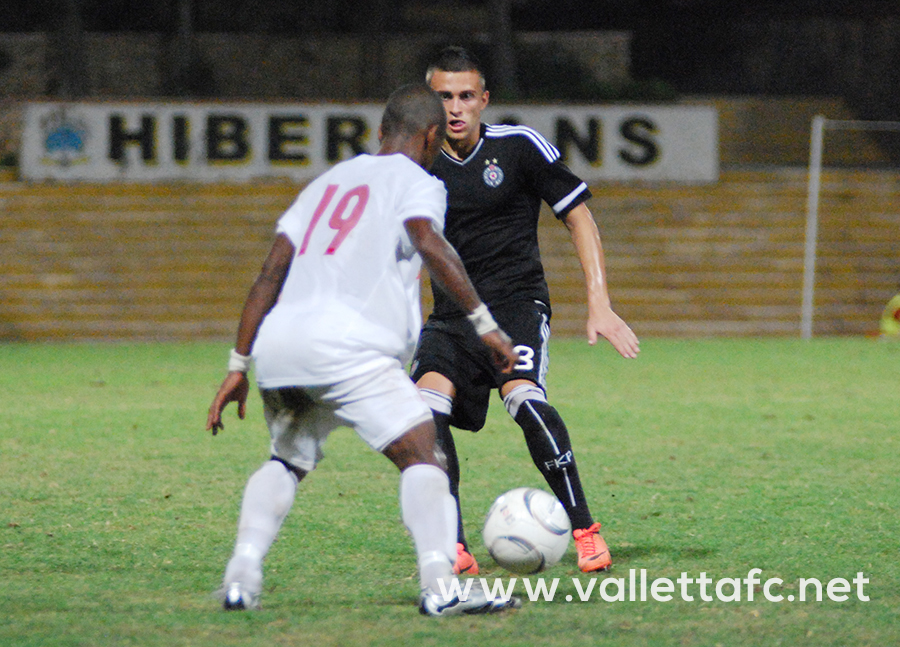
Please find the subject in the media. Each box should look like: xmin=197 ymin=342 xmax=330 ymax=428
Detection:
xmin=482 ymin=487 xmax=571 ymax=574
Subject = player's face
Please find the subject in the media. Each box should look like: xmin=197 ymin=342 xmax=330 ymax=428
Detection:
xmin=428 ymin=70 xmax=489 ymax=153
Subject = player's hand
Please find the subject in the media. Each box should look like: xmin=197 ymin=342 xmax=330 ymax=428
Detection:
xmin=587 ymin=305 xmax=640 ymax=359
xmin=206 ymin=371 xmax=250 ymax=435
xmin=481 ymin=329 xmax=519 ymax=373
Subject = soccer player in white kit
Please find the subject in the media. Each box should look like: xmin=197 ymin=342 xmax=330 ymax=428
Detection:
xmin=205 ymin=84 xmax=521 ymax=616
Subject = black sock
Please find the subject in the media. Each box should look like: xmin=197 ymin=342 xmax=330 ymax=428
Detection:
xmin=432 ymin=411 xmax=468 ymax=549
xmin=514 ymin=400 xmax=594 ymax=530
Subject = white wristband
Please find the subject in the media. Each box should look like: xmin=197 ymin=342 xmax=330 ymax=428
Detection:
xmin=467 ymin=303 xmax=499 ymax=336
xmin=228 ymin=348 xmax=252 ymax=373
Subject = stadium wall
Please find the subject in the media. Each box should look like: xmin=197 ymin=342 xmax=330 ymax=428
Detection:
xmin=2 ymin=168 xmax=897 ymax=342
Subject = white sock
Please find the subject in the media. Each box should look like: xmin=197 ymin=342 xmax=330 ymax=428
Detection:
xmin=223 ymin=460 xmax=298 ymax=591
xmin=399 ymin=464 xmax=457 ymax=593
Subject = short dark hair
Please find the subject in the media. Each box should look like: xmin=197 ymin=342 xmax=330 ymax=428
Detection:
xmin=380 ymin=83 xmax=447 ymax=140
xmin=426 ymin=46 xmax=486 ymax=89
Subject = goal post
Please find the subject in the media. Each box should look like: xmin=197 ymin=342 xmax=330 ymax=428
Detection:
xmin=802 ymin=116 xmax=900 ymax=339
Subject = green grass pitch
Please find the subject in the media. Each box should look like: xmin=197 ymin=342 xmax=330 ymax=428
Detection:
xmin=1 ymin=338 xmax=898 ymax=646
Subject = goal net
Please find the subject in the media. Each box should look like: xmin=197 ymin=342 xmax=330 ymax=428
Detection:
xmin=802 ymin=116 xmax=900 ymax=338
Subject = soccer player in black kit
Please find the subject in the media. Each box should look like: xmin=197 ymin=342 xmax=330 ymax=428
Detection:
xmin=411 ymin=47 xmax=640 ymax=574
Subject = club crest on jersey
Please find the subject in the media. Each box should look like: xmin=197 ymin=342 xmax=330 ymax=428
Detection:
xmin=483 ymin=159 xmax=504 ymax=188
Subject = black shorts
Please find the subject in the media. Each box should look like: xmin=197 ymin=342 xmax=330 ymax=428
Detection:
xmin=410 ymin=300 xmax=551 ymax=431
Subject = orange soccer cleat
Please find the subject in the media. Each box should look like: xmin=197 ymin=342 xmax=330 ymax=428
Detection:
xmin=573 ymin=523 xmax=612 ymax=573
xmin=452 ymin=543 xmax=480 ymax=575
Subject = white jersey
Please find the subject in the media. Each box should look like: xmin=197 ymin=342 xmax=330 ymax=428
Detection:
xmin=252 ymin=153 xmax=447 ymax=387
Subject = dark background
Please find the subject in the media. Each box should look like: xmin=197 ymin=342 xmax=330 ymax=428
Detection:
xmin=3 ymin=0 xmax=899 ymax=95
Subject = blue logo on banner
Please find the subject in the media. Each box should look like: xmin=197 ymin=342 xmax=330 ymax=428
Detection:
xmin=40 ymin=108 xmax=89 ymax=167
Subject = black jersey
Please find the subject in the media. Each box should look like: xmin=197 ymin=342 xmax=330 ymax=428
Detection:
xmin=429 ymin=122 xmax=591 ymax=318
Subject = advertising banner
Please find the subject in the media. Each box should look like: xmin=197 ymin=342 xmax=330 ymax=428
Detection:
xmin=21 ymin=102 xmax=717 ymax=183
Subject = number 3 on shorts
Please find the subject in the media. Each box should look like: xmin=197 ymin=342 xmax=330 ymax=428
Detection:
xmin=513 ymin=345 xmax=534 ymax=371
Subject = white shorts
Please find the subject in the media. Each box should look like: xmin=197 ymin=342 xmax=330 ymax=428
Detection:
xmin=259 ymin=361 xmax=433 ymax=472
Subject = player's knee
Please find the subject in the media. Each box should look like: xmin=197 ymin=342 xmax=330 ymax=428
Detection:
xmin=419 ymin=387 xmax=453 ymax=416
xmin=269 ymin=455 xmax=306 ymax=483
xmin=502 ymin=383 xmax=547 ymax=419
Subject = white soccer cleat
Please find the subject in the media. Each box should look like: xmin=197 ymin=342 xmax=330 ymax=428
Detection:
xmin=221 ymin=582 xmax=261 ymax=611
xmin=418 ymin=585 xmax=522 ymax=617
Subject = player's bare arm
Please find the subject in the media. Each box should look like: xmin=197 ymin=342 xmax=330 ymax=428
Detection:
xmin=404 ymin=216 xmax=518 ymax=372
xmin=563 ymin=203 xmax=640 ymax=358
xmin=206 ymin=233 xmax=295 ymax=433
